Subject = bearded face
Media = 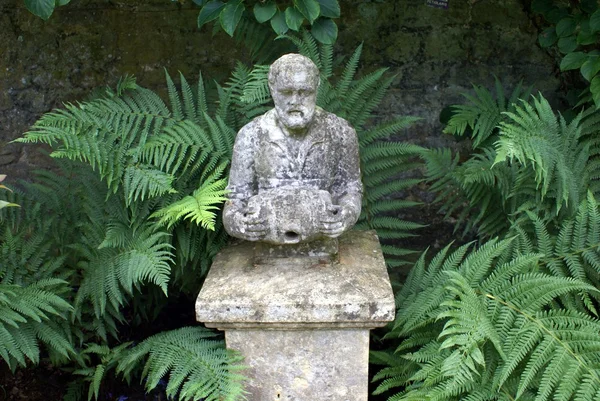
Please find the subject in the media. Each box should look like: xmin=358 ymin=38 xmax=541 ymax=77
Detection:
xmin=270 ymin=70 xmax=318 ymax=132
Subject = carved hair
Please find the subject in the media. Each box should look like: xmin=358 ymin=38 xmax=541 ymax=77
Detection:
xmin=268 ymin=54 xmax=320 ymax=88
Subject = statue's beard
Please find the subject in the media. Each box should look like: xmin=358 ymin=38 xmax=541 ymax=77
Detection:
xmin=276 ymin=107 xmax=315 ymax=131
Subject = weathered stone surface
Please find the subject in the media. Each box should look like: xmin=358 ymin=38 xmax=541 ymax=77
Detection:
xmin=195 ymin=230 xmax=394 ymax=329
xmin=226 ymin=329 xmax=370 ymax=401
xmin=223 ymin=54 xmax=362 ymax=245
xmin=196 ymin=230 xmax=393 ymax=400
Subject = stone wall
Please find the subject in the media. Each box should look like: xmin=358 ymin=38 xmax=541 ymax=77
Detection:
xmin=0 ymin=0 xmax=558 ymax=182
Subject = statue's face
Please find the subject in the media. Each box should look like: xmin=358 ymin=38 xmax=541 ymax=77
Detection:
xmin=271 ymin=70 xmax=318 ymax=132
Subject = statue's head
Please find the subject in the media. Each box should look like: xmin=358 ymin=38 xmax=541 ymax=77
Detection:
xmin=268 ymin=54 xmax=320 ymax=133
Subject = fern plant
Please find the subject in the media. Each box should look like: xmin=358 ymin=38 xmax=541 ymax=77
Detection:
xmin=373 ymin=231 xmax=600 ymax=401
xmin=424 ymin=81 xmax=600 ymax=238
xmin=4 ymin=73 xmax=242 ymax=399
xmin=117 ymin=327 xmax=247 ymax=401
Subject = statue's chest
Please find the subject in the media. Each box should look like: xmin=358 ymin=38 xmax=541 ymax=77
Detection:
xmin=255 ymin=133 xmax=337 ymax=180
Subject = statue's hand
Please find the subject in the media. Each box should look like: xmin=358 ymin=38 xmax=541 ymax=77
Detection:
xmin=320 ymin=204 xmax=354 ymax=238
xmin=237 ymin=206 xmax=268 ymax=241
xmin=223 ymin=201 xmax=268 ymax=241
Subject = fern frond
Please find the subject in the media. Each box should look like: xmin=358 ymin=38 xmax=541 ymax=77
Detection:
xmin=152 ymin=177 xmax=228 ymax=230
xmin=117 ymin=327 xmax=247 ymax=401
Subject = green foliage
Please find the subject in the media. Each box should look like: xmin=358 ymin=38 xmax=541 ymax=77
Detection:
xmin=424 ymin=80 xmax=600 ymax=238
xmin=195 ymin=0 xmax=341 ymax=43
xmin=118 ymin=327 xmax=247 ymax=401
xmin=3 ymin=71 xmax=244 ymax=398
xmin=532 ymin=0 xmax=600 ymax=106
xmin=373 ymin=234 xmax=600 ymax=401
xmin=374 ymin=77 xmax=600 ymax=400
xmin=24 ymin=0 xmax=71 ymax=20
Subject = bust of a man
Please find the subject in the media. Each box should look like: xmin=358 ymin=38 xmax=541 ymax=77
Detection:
xmin=223 ymin=54 xmax=362 ymax=245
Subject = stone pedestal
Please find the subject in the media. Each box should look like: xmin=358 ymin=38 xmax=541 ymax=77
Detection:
xmin=195 ymin=230 xmax=395 ymax=401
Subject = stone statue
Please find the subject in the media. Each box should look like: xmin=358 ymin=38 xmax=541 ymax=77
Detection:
xmin=223 ymin=54 xmax=362 ymax=245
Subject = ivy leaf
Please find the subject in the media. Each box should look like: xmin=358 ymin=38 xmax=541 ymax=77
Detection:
xmin=197 ymin=0 xmax=225 ymax=29
xmin=538 ymin=27 xmax=557 ymax=48
xmin=317 ymin=0 xmax=340 ymax=18
xmin=556 ymin=17 xmax=576 ymax=38
xmin=311 ymin=18 xmax=338 ymax=44
xmin=590 ymin=10 xmax=600 ymax=33
xmin=557 ymin=36 xmax=578 ymax=54
xmin=560 ymin=52 xmax=587 ymax=71
xmin=590 ymin=75 xmax=600 ymax=107
xmin=294 ymin=0 xmax=320 ymax=24
xmin=285 ymin=7 xmax=305 ymax=31
xmin=24 ymin=0 xmax=55 ymax=20
xmin=270 ymin=10 xmax=289 ymax=35
xmin=581 ymin=57 xmax=600 ymax=81
xmin=254 ymin=1 xmax=277 ymax=23
xmin=219 ymin=0 xmax=244 ymax=37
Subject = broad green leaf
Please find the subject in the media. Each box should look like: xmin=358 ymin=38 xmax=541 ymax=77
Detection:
xmin=538 ymin=27 xmax=557 ymax=48
xmin=560 ymin=52 xmax=587 ymax=71
xmin=590 ymin=75 xmax=600 ymax=107
xmin=197 ymin=0 xmax=225 ymax=29
xmin=577 ymin=20 xmax=597 ymax=45
xmin=254 ymin=1 xmax=277 ymax=23
xmin=56 ymin=0 xmax=70 ymax=5
xmin=219 ymin=0 xmax=244 ymax=36
xmin=285 ymin=7 xmax=305 ymax=31
xmin=591 ymin=9 xmax=600 ymax=32
xmin=270 ymin=10 xmax=289 ymax=35
xmin=556 ymin=17 xmax=576 ymax=38
xmin=24 ymin=0 xmax=55 ymax=20
xmin=317 ymin=0 xmax=340 ymax=18
xmin=557 ymin=36 xmax=578 ymax=54
xmin=531 ymin=0 xmax=553 ymax=15
xmin=581 ymin=56 xmax=600 ymax=81
xmin=294 ymin=0 xmax=320 ymax=24
xmin=192 ymin=0 xmax=207 ymax=6
xmin=311 ymin=18 xmax=337 ymax=44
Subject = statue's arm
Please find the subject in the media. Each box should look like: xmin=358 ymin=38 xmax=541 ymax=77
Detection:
xmin=225 ymin=124 xmax=257 ymax=206
xmin=333 ymin=124 xmax=363 ymax=223
xmin=223 ymin=124 xmax=263 ymax=239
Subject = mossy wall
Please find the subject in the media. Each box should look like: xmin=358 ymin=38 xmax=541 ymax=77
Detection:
xmin=0 ymin=0 xmax=558 ymax=181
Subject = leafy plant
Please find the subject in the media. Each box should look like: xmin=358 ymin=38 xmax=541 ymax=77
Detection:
xmin=23 ymin=0 xmax=71 ymax=20
xmin=3 ymin=72 xmax=241 ymax=399
xmin=373 ymin=234 xmax=600 ymax=401
xmin=196 ymin=0 xmax=341 ymax=44
xmin=532 ymin=0 xmax=600 ymax=106
xmin=117 ymin=327 xmax=246 ymax=401
xmin=424 ymin=80 xmax=600 ymax=238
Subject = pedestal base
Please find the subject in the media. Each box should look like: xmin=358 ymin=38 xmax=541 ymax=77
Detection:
xmin=196 ymin=230 xmax=394 ymax=400
xmin=227 ymin=329 xmax=369 ymax=401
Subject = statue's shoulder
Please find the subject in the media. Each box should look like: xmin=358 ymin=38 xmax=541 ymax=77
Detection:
xmin=316 ymin=108 xmax=356 ymax=139
xmin=237 ymin=109 xmax=277 ymax=137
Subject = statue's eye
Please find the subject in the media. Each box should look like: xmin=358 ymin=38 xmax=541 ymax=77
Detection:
xmin=280 ymin=90 xmax=293 ymax=96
